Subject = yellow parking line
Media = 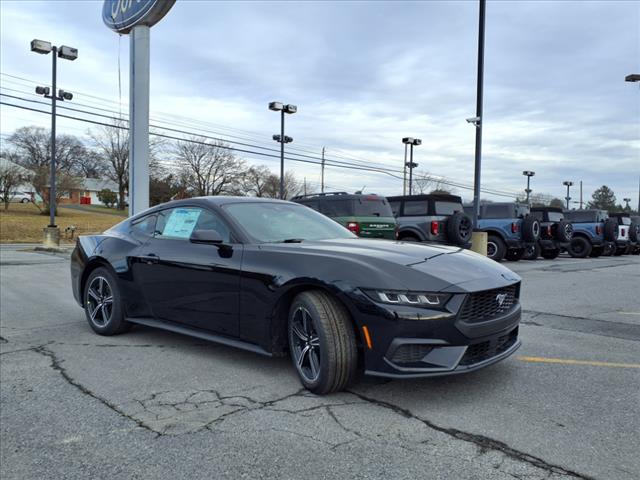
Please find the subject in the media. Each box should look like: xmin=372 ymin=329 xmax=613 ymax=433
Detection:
xmin=517 ymin=356 xmax=640 ymax=369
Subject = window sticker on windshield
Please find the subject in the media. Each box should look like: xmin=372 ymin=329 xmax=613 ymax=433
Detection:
xmin=162 ymin=208 xmax=201 ymax=238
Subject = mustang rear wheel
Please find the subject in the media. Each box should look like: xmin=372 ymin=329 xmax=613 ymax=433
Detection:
xmin=84 ymin=267 xmax=130 ymax=335
xmin=288 ymin=291 xmax=357 ymax=394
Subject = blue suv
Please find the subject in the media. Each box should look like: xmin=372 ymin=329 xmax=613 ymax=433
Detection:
xmin=464 ymin=202 xmax=540 ymax=261
xmin=563 ymin=209 xmax=618 ymax=258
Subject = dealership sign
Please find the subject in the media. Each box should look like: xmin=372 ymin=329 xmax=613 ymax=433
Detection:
xmin=102 ymin=0 xmax=176 ymax=34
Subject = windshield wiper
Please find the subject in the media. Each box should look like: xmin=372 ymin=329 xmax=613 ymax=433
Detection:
xmin=282 ymin=238 xmax=304 ymax=243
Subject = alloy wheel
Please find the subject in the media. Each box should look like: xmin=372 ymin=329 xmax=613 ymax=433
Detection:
xmin=487 ymin=241 xmax=497 ymax=258
xmin=290 ymin=307 xmax=321 ymax=383
xmin=86 ymin=276 xmax=113 ymax=327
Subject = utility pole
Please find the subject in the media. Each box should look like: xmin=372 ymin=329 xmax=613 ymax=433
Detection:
xmin=471 ymin=0 xmax=486 ymax=229
xmin=563 ymin=181 xmax=573 ymax=210
xmin=321 ymin=147 xmax=325 ymax=193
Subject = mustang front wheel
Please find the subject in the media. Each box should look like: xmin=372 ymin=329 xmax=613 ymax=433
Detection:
xmin=288 ymin=291 xmax=357 ymax=394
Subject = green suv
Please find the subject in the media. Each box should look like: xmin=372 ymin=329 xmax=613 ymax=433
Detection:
xmin=292 ymin=192 xmax=397 ymax=239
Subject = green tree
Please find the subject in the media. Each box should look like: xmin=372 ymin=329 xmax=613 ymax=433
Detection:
xmin=588 ymin=185 xmax=616 ymax=211
xmin=97 ymin=189 xmax=117 ymax=208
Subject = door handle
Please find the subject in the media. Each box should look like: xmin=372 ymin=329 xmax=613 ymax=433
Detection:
xmin=140 ymin=253 xmax=159 ymax=264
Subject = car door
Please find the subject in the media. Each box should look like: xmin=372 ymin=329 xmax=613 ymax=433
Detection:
xmin=135 ymin=205 xmax=242 ymax=337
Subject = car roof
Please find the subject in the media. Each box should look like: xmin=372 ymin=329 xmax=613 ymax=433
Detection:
xmin=608 ymin=212 xmax=630 ymax=217
xmin=531 ymin=206 xmax=563 ymax=213
xmin=292 ymin=192 xmax=385 ymax=201
xmin=387 ymin=194 xmax=463 ymax=203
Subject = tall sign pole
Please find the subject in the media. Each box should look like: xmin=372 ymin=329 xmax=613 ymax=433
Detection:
xmin=471 ymin=0 xmax=486 ymax=229
xmin=103 ymin=0 xmax=175 ymax=216
xmin=129 ymin=25 xmax=150 ymax=215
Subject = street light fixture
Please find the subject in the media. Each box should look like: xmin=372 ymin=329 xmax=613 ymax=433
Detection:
xmin=269 ymin=101 xmax=297 ymax=199
xmin=402 ymin=137 xmax=421 ymax=195
xmin=31 ymin=38 xmax=78 ymax=246
xmin=522 ymin=170 xmax=535 ymax=204
xmin=625 ymin=74 xmax=640 ymax=82
xmin=623 ymin=198 xmax=631 ymax=210
xmin=563 ymin=181 xmax=574 ymax=210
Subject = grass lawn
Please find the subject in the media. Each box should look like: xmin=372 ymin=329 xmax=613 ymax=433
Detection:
xmin=0 ymin=203 xmax=126 ymax=244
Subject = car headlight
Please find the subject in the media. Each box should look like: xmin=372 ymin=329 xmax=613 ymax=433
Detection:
xmin=363 ymin=290 xmax=451 ymax=310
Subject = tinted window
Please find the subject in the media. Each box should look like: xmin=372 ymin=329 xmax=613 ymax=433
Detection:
xmin=130 ymin=214 xmax=156 ymax=239
xmin=434 ymin=201 xmax=462 ymax=215
xmin=223 ymin=202 xmax=355 ymax=243
xmin=388 ymin=200 xmax=401 ymax=217
xmin=483 ymin=205 xmax=513 ymax=219
xmin=403 ymin=200 xmax=429 ymax=216
xmin=300 ymin=200 xmax=320 ymax=211
xmin=321 ymin=199 xmax=353 ymax=216
xmin=352 ymin=197 xmax=393 ymax=217
xmin=548 ymin=212 xmax=563 ymax=222
xmin=156 ymin=207 xmax=230 ymax=241
xmin=565 ymin=211 xmax=596 ymax=222
xmin=531 ymin=211 xmax=543 ymax=221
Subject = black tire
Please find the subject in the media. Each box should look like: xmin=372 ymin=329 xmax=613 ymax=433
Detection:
xmin=589 ymin=246 xmax=603 ymax=258
xmin=521 ymin=216 xmax=541 ymax=242
xmin=20 ymin=198 xmax=29 ymax=204
xmin=446 ymin=212 xmax=473 ymax=245
xmin=486 ymin=235 xmax=506 ymax=261
xmin=83 ymin=267 xmax=131 ymax=335
xmin=603 ymin=243 xmax=615 ymax=256
xmin=629 ymin=223 xmax=639 ymax=243
xmin=603 ymin=219 xmax=618 ymax=242
xmin=556 ymin=220 xmax=573 ymax=243
xmin=541 ymin=249 xmax=560 ymax=260
xmin=399 ymin=234 xmax=420 ymax=242
xmin=523 ymin=242 xmax=541 ymax=260
xmin=614 ymin=247 xmax=626 ymax=256
xmin=288 ymin=290 xmax=357 ymax=394
xmin=505 ymin=249 xmax=524 ymax=261
xmin=568 ymin=236 xmax=592 ymax=258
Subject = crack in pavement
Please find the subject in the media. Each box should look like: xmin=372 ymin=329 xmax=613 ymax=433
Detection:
xmin=33 ymin=345 xmax=160 ymax=437
xmin=346 ymin=390 xmax=594 ymax=480
xmin=0 ymin=335 xmax=8 ymax=344
xmin=20 ymin=344 xmax=595 ymax=478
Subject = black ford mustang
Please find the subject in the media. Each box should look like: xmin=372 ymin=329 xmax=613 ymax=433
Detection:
xmin=71 ymin=197 xmax=522 ymax=394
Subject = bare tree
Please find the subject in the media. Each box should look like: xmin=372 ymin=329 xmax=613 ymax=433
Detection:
xmin=175 ymin=137 xmax=246 ymax=196
xmin=5 ymin=126 xmax=86 ymax=213
xmin=243 ymin=165 xmax=273 ymax=197
xmin=88 ymin=120 xmax=129 ymax=210
xmin=0 ymin=159 xmax=30 ymax=210
xmin=413 ymin=171 xmax=455 ymax=195
xmin=262 ymin=171 xmax=303 ymax=199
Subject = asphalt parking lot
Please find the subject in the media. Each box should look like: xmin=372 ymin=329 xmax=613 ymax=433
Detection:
xmin=1 ymin=245 xmax=638 ymax=480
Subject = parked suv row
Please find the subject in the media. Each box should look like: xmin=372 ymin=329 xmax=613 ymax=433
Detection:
xmin=464 ymin=202 xmax=540 ymax=262
xmin=563 ymin=209 xmax=618 ymax=258
xmin=525 ymin=207 xmax=573 ymax=260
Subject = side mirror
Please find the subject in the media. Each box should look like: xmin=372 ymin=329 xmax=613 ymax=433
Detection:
xmin=190 ymin=229 xmax=224 ymax=245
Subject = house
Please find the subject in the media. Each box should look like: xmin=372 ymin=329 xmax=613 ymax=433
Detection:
xmin=57 ymin=178 xmax=123 ymax=206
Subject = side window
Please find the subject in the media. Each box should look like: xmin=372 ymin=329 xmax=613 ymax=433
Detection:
xmin=302 ymin=200 xmax=320 ymax=212
xmin=403 ymin=200 xmax=428 ymax=216
xmin=531 ymin=211 xmax=543 ymax=221
xmin=388 ymin=201 xmax=401 ymax=216
xmin=155 ymin=207 xmax=231 ymax=242
xmin=130 ymin=214 xmax=156 ymax=239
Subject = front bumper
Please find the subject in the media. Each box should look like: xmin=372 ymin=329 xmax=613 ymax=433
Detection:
xmin=358 ymin=296 xmax=522 ymax=378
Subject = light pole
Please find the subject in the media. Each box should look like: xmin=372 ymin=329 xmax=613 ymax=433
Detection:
xmin=522 ymin=170 xmax=535 ymax=204
xmin=623 ymin=198 xmax=631 ymax=210
xmin=401 ymin=140 xmax=410 ymax=195
xmin=402 ymin=138 xmax=421 ymax=195
xmin=563 ymin=181 xmax=573 ymax=210
xmin=31 ymin=39 xmax=77 ymax=246
xmin=269 ymin=102 xmax=297 ymax=199
xmin=625 ymin=75 xmax=640 ymax=212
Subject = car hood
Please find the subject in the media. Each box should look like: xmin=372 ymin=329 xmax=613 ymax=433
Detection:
xmin=259 ymin=238 xmax=520 ymax=292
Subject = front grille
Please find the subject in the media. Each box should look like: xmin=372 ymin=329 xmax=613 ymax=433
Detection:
xmin=458 ymin=328 xmax=518 ymax=366
xmin=390 ymin=344 xmax=433 ymax=364
xmin=458 ymin=284 xmax=519 ymax=323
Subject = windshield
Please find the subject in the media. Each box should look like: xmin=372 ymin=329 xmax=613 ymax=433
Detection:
xmin=223 ymin=202 xmax=356 ymax=243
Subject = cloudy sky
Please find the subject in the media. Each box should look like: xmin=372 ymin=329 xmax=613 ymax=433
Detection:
xmin=1 ymin=0 xmax=638 ymax=205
